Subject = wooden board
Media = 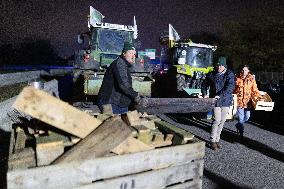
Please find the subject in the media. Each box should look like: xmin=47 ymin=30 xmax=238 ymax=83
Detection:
xmin=8 ymin=147 xmax=36 ymax=170
xmin=165 ymin=179 xmax=202 ymax=189
xmin=53 ymin=116 xmax=132 ymax=164
xmin=77 ymin=161 xmax=203 ymax=189
xmin=14 ymin=127 xmax=26 ymax=151
xmin=252 ymin=92 xmax=274 ymax=111
xmin=7 ymin=141 xmax=205 ymax=188
xmin=125 ymin=110 xmax=141 ymax=126
xmin=133 ymin=125 xmax=153 ymax=144
xmin=12 ymin=86 xmax=102 ymax=138
xmin=36 ymin=141 xmax=64 ymax=166
xmin=111 ymin=136 xmax=153 ymax=155
xmin=155 ymin=121 xmax=194 ymax=144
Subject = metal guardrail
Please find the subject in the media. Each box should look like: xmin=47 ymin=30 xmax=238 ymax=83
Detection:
xmin=0 ymin=79 xmax=59 ymax=132
xmin=0 ymin=71 xmax=41 ymax=87
xmin=0 ymin=69 xmax=73 ymax=87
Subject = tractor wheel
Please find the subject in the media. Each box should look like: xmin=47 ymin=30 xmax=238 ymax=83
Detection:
xmin=176 ymin=74 xmax=187 ymax=91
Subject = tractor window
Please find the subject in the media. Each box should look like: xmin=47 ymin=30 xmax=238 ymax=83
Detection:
xmin=185 ymin=47 xmax=213 ymax=68
xmin=96 ymin=29 xmax=132 ymax=53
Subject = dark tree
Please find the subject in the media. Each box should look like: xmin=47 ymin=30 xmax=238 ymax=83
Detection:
xmin=217 ymin=13 xmax=284 ymax=72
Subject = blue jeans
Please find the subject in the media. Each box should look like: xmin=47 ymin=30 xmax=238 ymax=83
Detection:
xmin=236 ymin=107 xmax=251 ymax=132
xmin=97 ymin=99 xmax=128 ymax=115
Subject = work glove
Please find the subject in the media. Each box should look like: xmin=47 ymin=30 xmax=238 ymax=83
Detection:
xmin=134 ymin=95 xmax=142 ymax=104
xmin=214 ymin=95 xmax=220 ymax=99
xmin=134 ymin=95 xmax=148 ymax=107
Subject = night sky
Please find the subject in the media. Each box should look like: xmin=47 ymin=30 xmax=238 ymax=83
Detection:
xmin=1 ymin=0 xmax=283 ymax=57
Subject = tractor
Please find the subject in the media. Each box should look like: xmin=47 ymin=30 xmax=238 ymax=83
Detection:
xmin=73 ymin=6 xmax=153 ymax=101
xmin=153 ymin=24 xmax=217 ymax=98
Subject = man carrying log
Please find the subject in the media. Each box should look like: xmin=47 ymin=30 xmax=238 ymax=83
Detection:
xmin=201 ymin=57 xmax=235 ymax=150
xmin=97 ymin=42 xmax=143 ymax=114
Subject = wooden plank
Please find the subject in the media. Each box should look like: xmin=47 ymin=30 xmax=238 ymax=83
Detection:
xmin=8 ymin=147 xmax=36 ymax=171
xmin=96 ymin=113 xmax=111 ymax=121
xmin=165 ymin=179 xmax=202 ymax=189
xmin=7 ymin=142 xmax=205 ymax=189
xmin=14 ymin=127 xmax=26 ymax=151
xmin=37 ymin=131 xmax=71 ymax=147
xmin=133 ymin=125 xmax=153 ymax=144
xmin=12 ymin=86 xmax=102 ymax=138
xmin=125 ymin=110 xmax=141 ymax=126
xmin=141 ymin=119 xmax=156 ymax=129
xmin=101 ymin=104 xmax=113 ymax=115
xmin=151 ymin=133 xmax=173 ymax=148
xmin=155 ymin=121 xmax=194 ymax=144
xmin=9 ymin=128 xmax=15 ymax=156
xmin=77 ymin=161 xmax=203 ymax=189
xmin=145 ymin=114 xmax=161 ymax=122
xmin=53 ymin=116 xmax=132 ymax=164
xmin=36 ymin=141 xmax=64 ymax=166
xmin=111 ymin=136 xmax=153 ymax=155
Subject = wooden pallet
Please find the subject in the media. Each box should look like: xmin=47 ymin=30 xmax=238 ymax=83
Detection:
xmin=7 ymin=140 xmax=205 ymax=189
xmin=7 ymin=87 xmax=205 ymax=188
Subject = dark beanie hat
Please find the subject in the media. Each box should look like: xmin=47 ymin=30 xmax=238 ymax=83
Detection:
xmin=217 ymin=56 xmax=227 ymax=68
xmin=122 ymin=42 xmax=135 ymax=52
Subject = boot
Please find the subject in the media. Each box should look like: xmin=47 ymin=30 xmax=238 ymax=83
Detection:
xmin=211 ymin=142 xmax=218 ymax=150
xmin=216 ymin=142 xmax=222 ymax=149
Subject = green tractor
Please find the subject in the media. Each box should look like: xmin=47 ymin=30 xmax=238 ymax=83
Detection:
xmin=73 ymin=6 xmax=153 ymax=101
xmin=154 ymin=24 xmax=216 ymax=97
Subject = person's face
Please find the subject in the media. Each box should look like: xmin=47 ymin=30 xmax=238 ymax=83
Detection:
xmin=123 ymin=50 xmax=136 ymax=64
xmin=217 ymin=65 xmax=226 ymax=73
xmin=242 ymin=66 xmax=249 ymax=76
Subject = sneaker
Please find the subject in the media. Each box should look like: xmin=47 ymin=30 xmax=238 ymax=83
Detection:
xmin=216 ymin=142 xmax=222 ymax=149
xmin=211 ymin=142 xmax=218 ymax=150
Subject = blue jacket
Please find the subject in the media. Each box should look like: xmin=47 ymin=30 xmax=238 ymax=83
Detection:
xmin=202 ymin=69 xmax=235 ymax=107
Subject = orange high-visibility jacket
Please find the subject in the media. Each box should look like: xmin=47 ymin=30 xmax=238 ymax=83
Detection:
xmin=234 ymin=73 xmax=260 ymax=108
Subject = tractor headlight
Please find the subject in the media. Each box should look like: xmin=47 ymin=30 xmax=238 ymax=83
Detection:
xmin=178 ymin=58 xmax=186 ymax=64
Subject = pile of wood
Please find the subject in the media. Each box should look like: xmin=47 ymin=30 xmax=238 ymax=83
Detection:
xmin=7 ymin=86 xmax=204 ymax=189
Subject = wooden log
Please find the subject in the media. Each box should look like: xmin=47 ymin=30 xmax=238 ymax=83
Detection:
xmin=53 ymin=116 xmax=132 ymax=164
xmin=136 ymin=98 xmax=216 ymax=113
xmin=12 ymin=86 xmax=102 ymax=138
xmin=7 ymin=142 xmax=205 ymax=189
xmin=8 ymin=147 xmax=36 ymax=170
xmin=77 ymin=161 xmax=203 ymax=189
xmin=111 ymin=136 xmax=153 ymax=155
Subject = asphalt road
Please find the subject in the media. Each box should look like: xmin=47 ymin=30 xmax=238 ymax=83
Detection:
xmin=158 ymin=113 xmax=284 ymax=189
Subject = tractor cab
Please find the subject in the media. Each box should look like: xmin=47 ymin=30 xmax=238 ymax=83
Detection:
xmin=74 ymin=6 xmax=137 ymax=72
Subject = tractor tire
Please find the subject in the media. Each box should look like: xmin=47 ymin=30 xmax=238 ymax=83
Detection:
xmin=176 ymin=74 xmax=187 ymax=91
